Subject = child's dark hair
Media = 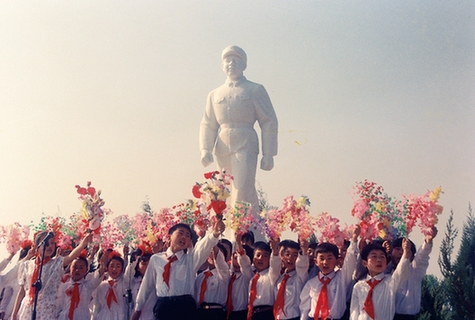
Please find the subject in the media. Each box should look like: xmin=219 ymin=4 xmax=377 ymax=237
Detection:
xmin=134 ymin=254 xmax=151 ymax=278
xmin=107 ymin=255 xmax=125 ymax=271
xmin=253 ymin=241 xmax=271 ymax=255
xmin=216 ymin=243 xmax=228 ymax=260
xmin=168 ymin=223 xmax=192 ymax=236
xmin=361 ymin=243 xmax=387 ymax=261
xmin=242 ymin=231 xmax=255 ymax=245
xmin=19 ymin=246 xmax=32 ymax=260
xmin=315 ymin=242 xmax=339 ymax=259
xmin=309 ymin=242 xmax=318 ymax=250
xmin=392 ymin=238 xmax=416 ymax=256
xmin=219 ymin=238 xmax=232 ymax=252
xmin=74 ymin=256 xmax=89 ymax=270
xmin=242 ymin=244 xmax=254 ymax=261
xmin=34 ymin=231 xmax=55 ymax=248
xmin=341 ymin=239 xmax=351 ymax=249
xmin=279 ymin=239 xmax=300 ymax=251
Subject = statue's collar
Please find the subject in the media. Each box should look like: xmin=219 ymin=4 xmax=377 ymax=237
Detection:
xmin=226 ymin=76 xmax=247 ymax=87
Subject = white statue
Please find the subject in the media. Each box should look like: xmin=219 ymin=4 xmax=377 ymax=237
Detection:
xmin=199 ymin=45 xmax=278 ymax=219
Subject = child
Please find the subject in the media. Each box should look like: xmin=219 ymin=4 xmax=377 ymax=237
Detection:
xmin=389 ymin=228 xmax=437 ymax=320
xmin=12 ymin=231 xmax=92 ymax=320
xmin=131 ymin=220 xmax=225 ymax=320
xmin=273 ymin=239 xmax=309 ymax=320
xmin=0 ymin=241 xmax=33 ymax=320
xmin=194 ymin=243 xmax=230 ymax=320
xmin=244 ymin=238 xmax=281 ymax=320
xmin=56 ymin=254 xmax=106 ymax=320
xmin=306 ymin=242 xmax=319 ymax=280
xmin=300 ymin=226 xmax=359 ymax=320
xmin=219 ymin=238 xmax=233 ymax=264
xmin=349 ymin=239 xmax=411 ymax=320
xmin=125 ymin=248 xmax=156 ymax=320
xmin=227 ymin=233 xmax=254 ymax=320
xmin=92 ymin=253 xmax=128 ymax=320
xmin=241 ymin=231 xmax=255 ymax=248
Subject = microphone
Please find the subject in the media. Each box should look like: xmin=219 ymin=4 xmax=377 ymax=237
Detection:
xmin=38 ymin=232 xmax=54 ymax=247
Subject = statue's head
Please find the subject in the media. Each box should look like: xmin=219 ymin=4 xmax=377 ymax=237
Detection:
xmin=221 ymin=45 xmax=247 ymax=80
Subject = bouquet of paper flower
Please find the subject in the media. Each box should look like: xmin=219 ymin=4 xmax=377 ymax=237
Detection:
xmin=0 ymin=222 xmax=30 ymax=255
xmin=224 ymin=201 xmax=255 ymax=234
xmin=150 ymin=208 xmax=177 ymax=242
xmin=75 ymin=181 xmax=108 ymax=236
xmin=283 ymin=196 xmax=315 ymax=240
xmin=114 ymin=214 xmax=137 ymax=245
xmin=258 ymin=207 xmax=288 ymax=240
xmin=314 ymin=212 xmax=347 ymax=247
xmin=405 ymin=187 xmax=443 ymax=236
xmin=100 ymin=219 xmax=124 ymax=250
xmin=192 ymin=170 xmax=233 ymax=220
xmin=352 ymin=180 xmax=443 ymax=240
xmin=33 ymin=215 xmax=73 ymax=250
xmin=170 ymin=199 xmax=210 ymax=237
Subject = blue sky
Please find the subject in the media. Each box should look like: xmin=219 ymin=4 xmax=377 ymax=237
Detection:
xmin=1 ymin=1 xmax=474 ymax=277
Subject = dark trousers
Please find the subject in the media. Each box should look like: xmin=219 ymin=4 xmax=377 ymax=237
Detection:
xmin=228 ymin=310 xmax=248 ymax=320
xmin=196 ymin=303 xmax=226 ymax=320
xmin=394 ymin=314 xmax=417 ymax=320
xmin=153 ymin=294 xmax=196 ymax=320
xmin=251 ymin=305 xmax=274 ymax=320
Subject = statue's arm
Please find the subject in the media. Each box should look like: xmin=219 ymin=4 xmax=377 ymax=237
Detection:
xmin=199 ymin=92 xmax=220 ymax=166
xmin=254 ymin=85 xmax=278 ymax=170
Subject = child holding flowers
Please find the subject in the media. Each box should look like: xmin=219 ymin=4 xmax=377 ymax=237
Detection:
xmin=243 ymin=238 xmax=281 ymax=320
xmin=11 ymin=231 xmax=92 ymax=320
xmin=56 ymin=252 xmax=107 ymax=320
xmin=388 ymin=227 xmax=437 ymax=320
xmin=132 ymin=219 xmax=225 ymax=320
xmin=227 ymin=233 xmax=254 ymax=320
xmin=299 ymin=225 xmax=360 ymax=320
xmin=350 ymin=238 xmax=411 ymax=320
xmin=273 ymin=239 xmax=309 ymax=320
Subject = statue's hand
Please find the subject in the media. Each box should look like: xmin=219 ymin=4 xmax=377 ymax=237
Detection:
xmin=201 ymin=149 xmax=214 ymax=167
xmin=260 ymin=155 xmax=274 ymax=171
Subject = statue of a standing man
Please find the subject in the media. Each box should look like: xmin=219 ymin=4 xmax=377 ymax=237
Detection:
xmin=200 ymin=45 xmax=278 ymax=217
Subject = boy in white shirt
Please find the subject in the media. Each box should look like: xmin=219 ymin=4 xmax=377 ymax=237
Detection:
xmin=273 ymin=239 xmax=308 ymax=320
xmin=350 ymin=238 xmax=411 ymax=320
xmin=131 ymin=220 xmax=225 ymax=320
xmin=388 ymin=228 xmax=437 ymax=320
xmin=194 ymin=243 xmax=230 ymax=320
xmin=300 ymin=226 xmax=359 ymax=320
xmin=242 ymin=239 xmax=281 ymax=320
xmin=227 ymin=233 xmax=254 ymax=320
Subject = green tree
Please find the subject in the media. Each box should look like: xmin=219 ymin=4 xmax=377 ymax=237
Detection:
xmin=418 ymin=274 xmax=452 ymax=319
xmin=438 ymin=205 xmax=475 ymax=319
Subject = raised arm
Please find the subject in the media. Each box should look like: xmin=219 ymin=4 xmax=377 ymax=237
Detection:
xmin=63 ymin=232 xmax=93 ymax=267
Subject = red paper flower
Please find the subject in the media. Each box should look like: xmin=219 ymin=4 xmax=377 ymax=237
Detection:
xmin=192 ymin=184 xmax=202 ymax=198
xmin=208 ymin=200 xmax=226 ymax=215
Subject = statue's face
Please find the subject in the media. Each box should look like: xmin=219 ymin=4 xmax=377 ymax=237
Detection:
xmin=222 ymin=54 xmax=245 ymax=80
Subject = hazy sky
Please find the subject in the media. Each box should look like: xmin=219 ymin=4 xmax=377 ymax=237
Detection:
xmin=1 ymin=1 xmax=474 ymax=277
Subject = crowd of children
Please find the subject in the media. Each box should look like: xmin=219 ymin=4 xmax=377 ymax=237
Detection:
xmin=0 ymin=219 xmax=436 ymax=320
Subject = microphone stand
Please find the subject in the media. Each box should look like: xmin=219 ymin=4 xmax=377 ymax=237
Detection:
xmin=123 ymin=253 xmax=134 ymax=320
xmin=31 ymin=234 xmax=50 ymax=320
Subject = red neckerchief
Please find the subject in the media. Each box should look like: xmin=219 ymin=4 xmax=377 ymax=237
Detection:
xmin=29 ymin=255 xmax=52 ymax=305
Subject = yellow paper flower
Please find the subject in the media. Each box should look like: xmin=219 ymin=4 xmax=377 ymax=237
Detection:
xmin=430 ymin=187 xmax=443 ymax=201
xmin=375 ymin=202 xmax=385 ymax=212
